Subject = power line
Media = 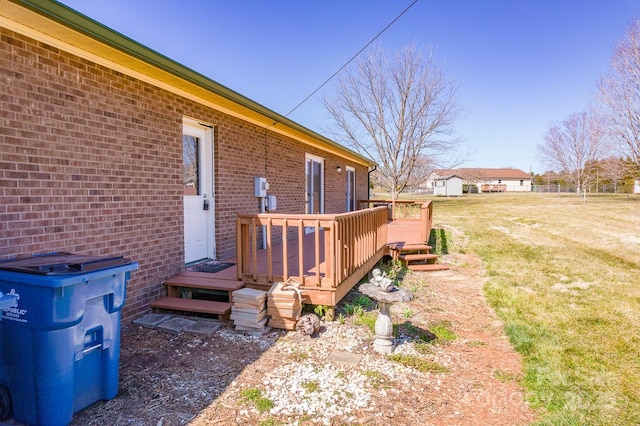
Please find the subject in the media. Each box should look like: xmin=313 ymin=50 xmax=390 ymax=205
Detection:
xmin=283 ymin=0 xmax=420 ymax=118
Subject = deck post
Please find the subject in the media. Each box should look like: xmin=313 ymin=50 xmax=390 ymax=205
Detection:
xmin=297 ymin=220 xmax=304 ymax=286
xmin=251 ymin=217 xmax=258 ymax=281
xmin=282 ymin=218 xmax=289 ymax=282
xmin=266 ymin=218 xmax=273 ymax=281
xmin=324 ymin=224 xmax=334 ymax=286
xmin=314 ymin=220 xmax=321 ymax=286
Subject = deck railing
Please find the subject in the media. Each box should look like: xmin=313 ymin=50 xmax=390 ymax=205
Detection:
xmin=236 ymin=206 xmax=389 ymax=290
xmin=358 ymin=199 xmax=424 ymax=220
xmin=359 ymin=199 xmax=434 ymax=243
xmin=419 ymin=200 xmax=433 ymax=243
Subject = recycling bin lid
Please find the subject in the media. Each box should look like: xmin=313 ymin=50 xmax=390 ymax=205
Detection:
xmin=0 ymin=252 xmax=133 ymax=275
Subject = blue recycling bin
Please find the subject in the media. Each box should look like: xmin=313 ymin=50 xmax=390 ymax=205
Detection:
xmin=0 ymin=253 xmax=138 ymax=426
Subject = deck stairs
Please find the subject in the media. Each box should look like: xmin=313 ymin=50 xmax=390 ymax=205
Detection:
xmin=150 ymin=271 xmax=245 ymax=319
xmin=388 ymin=243 xmax=449 ymax=272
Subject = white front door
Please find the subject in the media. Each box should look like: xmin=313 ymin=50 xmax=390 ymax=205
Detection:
xmin=183 ymin=120 xmax=215 ymax=263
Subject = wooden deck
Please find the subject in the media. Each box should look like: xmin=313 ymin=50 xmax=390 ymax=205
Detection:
xmin=226 ymin=220 xmax=425 ymax=276
xmin=224 ymin=209 xmax=437 ymax=305
xmin=152 ymin=201 xmax=446 ymax=318
xmin=386 ymin=219 xmax=426 ymax=247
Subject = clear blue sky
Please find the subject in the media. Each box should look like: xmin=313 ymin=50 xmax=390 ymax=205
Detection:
xmin=59 ymin=0 xmax=640 ymax=174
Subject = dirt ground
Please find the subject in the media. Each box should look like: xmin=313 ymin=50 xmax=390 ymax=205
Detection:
xmin=55 ymin=228 xmax=536 ymax=425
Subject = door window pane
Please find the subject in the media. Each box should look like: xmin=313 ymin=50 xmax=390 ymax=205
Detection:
xmin=183 ymin=135 xmax=199 ymax=195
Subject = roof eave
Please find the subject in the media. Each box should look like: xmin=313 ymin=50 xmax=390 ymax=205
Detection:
xmin=4 ymin=0 xmax=375 ymax=167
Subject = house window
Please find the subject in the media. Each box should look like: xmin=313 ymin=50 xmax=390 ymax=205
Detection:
xmin=520 ymin=179 xmax=524 ymax=186
xmin=498 ymin=179 xmax=502 ymax=184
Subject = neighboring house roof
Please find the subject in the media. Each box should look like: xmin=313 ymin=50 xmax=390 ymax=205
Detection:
xmin=435 ymin=174 xmax=463 ymax=181
xmin=1 ymin=0 xmax=375 ymax=167
xmin=434 ymin=168 xmax=531 ymax=179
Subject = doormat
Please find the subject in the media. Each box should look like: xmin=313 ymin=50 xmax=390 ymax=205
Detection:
xmin=186 ymin=261 xmax=235 ymax=274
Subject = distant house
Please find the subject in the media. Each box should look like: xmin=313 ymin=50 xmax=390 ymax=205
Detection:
xmin=426 ymin=168 xmax=532 ymax=193
xmin=634 ymin=179 xmax=640 ymax=194
xmin=433 ymin=175 xmax=463 ymax=196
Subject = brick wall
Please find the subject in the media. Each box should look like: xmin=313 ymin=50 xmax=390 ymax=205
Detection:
xmin=0 ymin=27 xmax=369 ymax=322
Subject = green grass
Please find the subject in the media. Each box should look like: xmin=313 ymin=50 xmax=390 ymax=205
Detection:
xmin=429 ymin=320 xmax=456 ymax=342
xmin=302 ymin=380 xmax=320 ymax=394
xmin=428 ymin=227 xmax=453 ymax=255
xmin=259 ymin=420 xmax=282 ymax=426
xmin=288 ymin=349 xmax=310 ymax=362
xmin=494 ymin=369 xmax=520 ymax=383
xmin=388 ymin=353 xmax=449 ymax=373
xmin=432 ymin=193 xmax=640 ymax=425
xmin=240 ymin=388 xmax=274 ymax=413
xmin=352 ymin=311 xmax=377 ymax=334
xmin=362 ymin=370 xmax=393 ymax=389
xmin=393 ymin=320 xmax=455 ymax=344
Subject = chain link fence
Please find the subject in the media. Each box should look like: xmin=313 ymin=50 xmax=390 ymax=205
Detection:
xmin=532 ymin=184 xmax=631 ymax=193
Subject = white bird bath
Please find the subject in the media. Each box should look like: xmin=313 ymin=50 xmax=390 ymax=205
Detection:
xmin=359 ymin=283 xmax=413 ymax=354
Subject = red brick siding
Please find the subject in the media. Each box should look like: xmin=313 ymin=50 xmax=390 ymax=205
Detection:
xmin=0 ymin=28 xmax=369 ymax=322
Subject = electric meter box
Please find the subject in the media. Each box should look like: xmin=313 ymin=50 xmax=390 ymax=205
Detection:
xmin=254 ymin=177 xmax=268 ymax=198
xmin=267 ymin=195 xmax=277 ymax=211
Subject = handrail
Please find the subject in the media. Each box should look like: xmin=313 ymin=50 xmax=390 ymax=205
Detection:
xmin=358 ymin=199 xmax=423 ymax=220
xmin=236 ymin=207 xmax=389 ymax=290
xmin=359 ymin=199 xmax=433 ymax=243
xmin=419 ymin=201 xmax=433 ymax=243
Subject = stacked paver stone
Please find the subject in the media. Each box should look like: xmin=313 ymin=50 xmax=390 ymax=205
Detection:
xmin=267 ymin=281 xmax=303 ymax=330
xmin=230 ymin=288 xmax=269 ymax=334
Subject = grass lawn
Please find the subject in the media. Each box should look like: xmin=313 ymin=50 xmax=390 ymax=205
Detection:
xmin=427 ymin=193 xmax=640 ymax=425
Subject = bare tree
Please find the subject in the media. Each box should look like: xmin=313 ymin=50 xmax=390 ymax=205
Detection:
xmin=323 ymin=43 xmax=462 ymax=199
xmin=405 ymin=155 xmax=435 ymax=192
xmin=597 ymin=157 xmax=626 ymax=193
xmin=537 ymin=111 xmax=608 ymax=200
xmin=599 ymin=20 xmax=640 ymax=174
xmin=457 ymin=168 xmax=487 ymax=192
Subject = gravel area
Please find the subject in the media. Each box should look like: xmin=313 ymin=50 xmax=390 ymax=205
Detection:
xmin=5 ymin=229 xmax=537 ymax=425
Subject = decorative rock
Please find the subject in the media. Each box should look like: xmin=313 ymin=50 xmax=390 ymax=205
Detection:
xmin=359 ymin=283 xmax=413 ymax=354
xmin=296 ymin=313 xmax=320 ymax=336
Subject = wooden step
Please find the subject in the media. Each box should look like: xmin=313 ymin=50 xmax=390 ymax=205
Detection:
xmin=399 ymin=253 xmax=439 ymax=262
xmin=151 ymin=296 xmax=232 ymax=318
xmin=388 ymin=243 xmax=432 ymax=252
xmin=164 ymin=272 xmax=245 ymax=292
xmin=406 ymin=264 xmax=449 ymax=272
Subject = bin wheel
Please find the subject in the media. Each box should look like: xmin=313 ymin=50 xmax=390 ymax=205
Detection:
xmin=0 ymin=385 xmax=11 ymax=421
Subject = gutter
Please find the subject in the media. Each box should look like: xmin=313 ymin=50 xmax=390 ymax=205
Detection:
xmin=367 ymin=165 xmax=377 ymax=200
xmin=7 ymin=0 xmax=375 ymax=167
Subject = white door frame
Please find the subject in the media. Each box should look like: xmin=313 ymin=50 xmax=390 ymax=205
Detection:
xmin=183 ymin=118 xmax=215 ymax=263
